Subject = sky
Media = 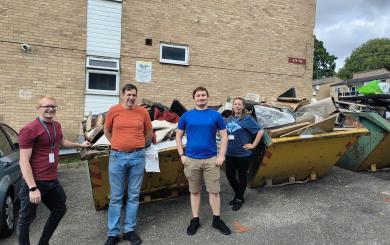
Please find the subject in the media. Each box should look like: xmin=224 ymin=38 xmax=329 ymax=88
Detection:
xmin=315 ymin=0 xmax=390 ymax=70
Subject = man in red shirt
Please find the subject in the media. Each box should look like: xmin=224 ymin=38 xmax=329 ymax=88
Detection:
xmin=18 ymin=96 xmax=90 ymax=245
xmin=104 ymin=84 xmax=152 ymax=245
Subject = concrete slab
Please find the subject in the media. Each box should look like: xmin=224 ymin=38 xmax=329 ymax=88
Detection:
xmin=2 ymin=165 xmax=390 ymax=244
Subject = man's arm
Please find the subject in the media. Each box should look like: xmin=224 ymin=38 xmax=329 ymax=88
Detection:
xmin=175 ymin=129 xmax=186 ymax=164
xmin=216 ymin=129 xmax=228 ymax=166
xmin=144 ymin=127 xmax=153 ymax=142
xmin=19 ymin=148 xmax=41 ymax=204
xmin=104 ymin=127 xmax=112 ymax=143
xmin=60 ymin=139 xmax=91 ymax=148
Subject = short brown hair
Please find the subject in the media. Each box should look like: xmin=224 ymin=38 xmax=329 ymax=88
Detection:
xmin=122 ymin=83 xmax=138 ymax=94
xmin=233 ymin=97 xmax=245 ymax=104
xmin=192 ymin=86 xmax=209 ymax=99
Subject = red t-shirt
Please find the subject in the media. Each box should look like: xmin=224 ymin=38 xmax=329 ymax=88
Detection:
xmin=19 ymin=118 xmax=63 ymax=181
xmin=105 ymin=104 xmax=152 ymax=151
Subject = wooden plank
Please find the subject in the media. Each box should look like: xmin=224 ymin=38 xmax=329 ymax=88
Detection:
xmin=268 ymin=121 xmax=312 ymax=138
xmin=281 ymin=115 xmax=337 ymax=137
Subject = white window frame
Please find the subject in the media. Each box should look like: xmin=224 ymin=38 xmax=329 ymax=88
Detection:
xmin=85 ymin=69 xmax=120 ymax=96
xmin=86 ymin=57 xmax=119 ymax=71
xmin=160 ymin=43 xmax=189 ymax=65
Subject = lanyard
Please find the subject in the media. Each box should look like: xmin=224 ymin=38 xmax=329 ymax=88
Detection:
xmin=38 ymin=117 xmax=57 ymax=153
xmin=231 ymin=116 xmax=241 ymax=124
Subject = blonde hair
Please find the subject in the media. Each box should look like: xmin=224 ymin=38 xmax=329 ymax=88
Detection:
xmin=37 ymin=96 xmax=57 ymax=106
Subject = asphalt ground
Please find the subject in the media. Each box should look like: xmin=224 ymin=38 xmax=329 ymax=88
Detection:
xmin=2 ymin=164 xmax=390 ymax=245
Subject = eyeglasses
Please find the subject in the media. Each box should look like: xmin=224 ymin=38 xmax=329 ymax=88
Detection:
xmin=38 ymin=105 xmax=58 ymax=110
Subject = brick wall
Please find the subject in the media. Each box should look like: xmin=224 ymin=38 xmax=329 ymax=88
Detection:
xmin=0 ymin=0 xmax=87 ymax=139
xmin=1 ymin=0 xmax=315 ymax=138
xmin=120 ymin=0 xmax=316 ymax=107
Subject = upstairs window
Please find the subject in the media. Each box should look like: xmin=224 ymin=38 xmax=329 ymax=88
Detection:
xmin=160 ymin=43 xmax=189 ymax=65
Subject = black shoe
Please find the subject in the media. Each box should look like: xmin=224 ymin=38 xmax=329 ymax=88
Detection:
xmin=229 ymin=198 xmax=237 ymax=205
xmin=212 ymin=219 xmax=232 ymax=235
xmin=187 ymin=218 xmax=200 ymax=236
xmin=232 ymin=199 xmax=244 ymax=211
xmin=123 ymin=231 xmax=142 ymax=245
xmin=104 ymin=236 xmax=119 ymax=245
xmin=229 ymin=197 xmax=245 ymax=205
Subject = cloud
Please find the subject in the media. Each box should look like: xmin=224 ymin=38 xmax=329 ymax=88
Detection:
xmin=315 ymin=0 xmax=390 ymax=70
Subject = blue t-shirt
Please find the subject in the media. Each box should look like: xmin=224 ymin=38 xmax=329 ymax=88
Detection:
xmin=178 ymin=108 xmax=226 ymax=159
xmin=226 ymin=115 xmax=262 ymax=157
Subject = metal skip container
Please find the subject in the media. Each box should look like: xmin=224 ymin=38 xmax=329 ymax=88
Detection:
xmin=248 ymin=128 xmax=369 ymax=188
xmin=336 ymin=112 xmax=390 ymax=171
xmin=87 ymin=147 xmax=187 ymax=211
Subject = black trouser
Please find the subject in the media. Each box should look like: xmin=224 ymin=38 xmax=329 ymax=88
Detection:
xmin=17 ymin=179 xmax=67 ymax=245
xmin=225 ymin=156 xmax=252 ymax=200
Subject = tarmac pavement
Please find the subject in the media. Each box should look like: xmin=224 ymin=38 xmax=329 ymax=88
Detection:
xmin=2 ymin=164 xmax=390 ymax=245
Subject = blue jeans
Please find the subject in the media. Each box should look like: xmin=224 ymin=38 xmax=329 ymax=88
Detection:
xmin=107 ymin=149 xmax=145 ymax=237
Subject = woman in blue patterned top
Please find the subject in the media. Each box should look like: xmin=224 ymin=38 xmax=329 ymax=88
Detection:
xmin=225 ymin=97 xmax=264 ymax=211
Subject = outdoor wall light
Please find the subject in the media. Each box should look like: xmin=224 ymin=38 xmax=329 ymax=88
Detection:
xmin=21 ymin=43 xmax=31 ymax=52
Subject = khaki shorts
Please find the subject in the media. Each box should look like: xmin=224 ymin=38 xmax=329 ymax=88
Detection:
xmin=183 ymin=156 xmax=220 ymax=194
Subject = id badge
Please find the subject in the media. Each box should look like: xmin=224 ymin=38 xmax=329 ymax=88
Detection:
xmin=49 ymin=153 xmax=55 ymax=163
xmin=228 ymin=135 xmax=235 ymax=140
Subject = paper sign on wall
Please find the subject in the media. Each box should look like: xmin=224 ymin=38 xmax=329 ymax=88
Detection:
xmin=135 ymin=61 xmax=152 ymax=83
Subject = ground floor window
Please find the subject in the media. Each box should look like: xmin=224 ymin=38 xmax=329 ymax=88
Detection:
xmin=85 ymin=57 xmax=119 ymax=95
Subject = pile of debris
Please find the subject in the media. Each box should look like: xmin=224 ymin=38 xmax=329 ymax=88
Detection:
xmin=218 ymin=88 xmax=347 ymax=138
xmin=79 ymin=99 xmax=189 ymax=172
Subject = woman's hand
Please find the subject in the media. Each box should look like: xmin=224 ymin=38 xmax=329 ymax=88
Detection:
xmin=243 ymin=143 xmax=255 ymax=150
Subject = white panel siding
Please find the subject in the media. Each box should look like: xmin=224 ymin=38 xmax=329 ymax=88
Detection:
xmin=87 ymin=0 xmax=122 ymax=58
xmin=84 ymin=94 xmax=119 ymax=115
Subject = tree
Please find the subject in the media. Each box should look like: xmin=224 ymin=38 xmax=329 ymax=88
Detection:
xmin=338 ymin=38 xmax=390 ymax=80
xmin=313 ymin=36 xmax=337 ymax=80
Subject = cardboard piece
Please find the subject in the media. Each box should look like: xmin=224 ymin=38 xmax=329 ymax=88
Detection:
xmin=280 ymin=115 xmax=337 ymax=137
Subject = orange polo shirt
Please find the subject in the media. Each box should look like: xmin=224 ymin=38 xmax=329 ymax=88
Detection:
xmin=105 ymin=104 xmax=152 ymax=151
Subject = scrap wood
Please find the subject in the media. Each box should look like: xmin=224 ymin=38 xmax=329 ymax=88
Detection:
xmin=85 ymin=125 xmax=104 ymax=143
xmin=80 ymin=148 xmax=108 ymax=161
xmin=277 ymin=97 xmax=302 ymax=103
xmin=95 ymin=113 xmax=104 ymax=126
xmin=280 ymin=114 xmax=337 ymax=137
xmin=268 ymin=121 xmax=312 ymax=138
xmin=85 ymin=112 xmax=92 ymax=132
xmin=263 ymin=97 xmax=306 ymax=111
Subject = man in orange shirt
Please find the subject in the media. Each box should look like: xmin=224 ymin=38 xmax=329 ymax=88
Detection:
xmin=104 ymin=84 xmax=152 ymax=245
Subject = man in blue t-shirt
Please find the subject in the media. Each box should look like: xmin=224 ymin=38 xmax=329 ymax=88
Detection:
xmin=176 ymin=86 xmax=231 ymax=236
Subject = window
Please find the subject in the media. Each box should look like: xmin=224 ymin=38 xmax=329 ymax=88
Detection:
xmin=160 ymin=43 xmax=189 ymax=65
xmin=2 ymin=125 xmax=18 ymax=149
xmin=335 ymin=87 xmax=341 ymax=93
xmin=0 ymin=130 xmax=12 ymax=157
xmin=86 ymin=57 xmax=120 ymax=95
xmin=87 ymin=57 xmax=119 ymax=71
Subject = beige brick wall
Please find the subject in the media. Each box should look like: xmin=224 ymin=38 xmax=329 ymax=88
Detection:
xmin=0 ymin=0 xmax=86 ymax=140
xmin=120 ymin=0 xmax=316 ymax=107
xmin=1 ymin=0 xmax=315 ymax=138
